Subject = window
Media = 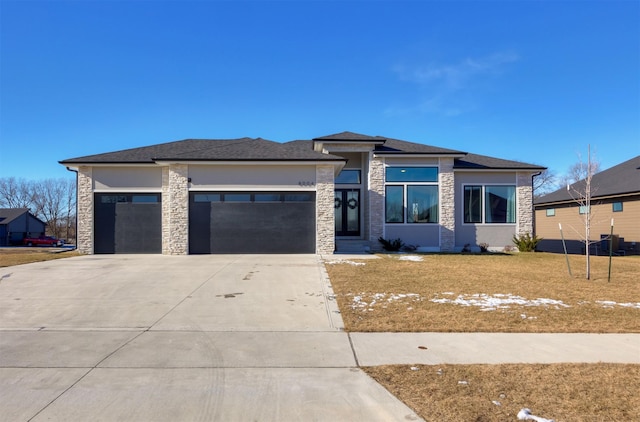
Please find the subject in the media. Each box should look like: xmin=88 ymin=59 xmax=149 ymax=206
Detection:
xmin=613 ymin=202 xmax=623 ymax=212
xmin=336 ymin=169 xmax=361 ymax=184
xmin=579 ymin=206 xmax=590 ymax=214
xmin=385 ymin=186 xmax=404 ymax=223
xmin=463 ymin=185 xmax=516 ymax=224
xmin=407 ymin=186 xmax=438 ymax=223
xmin=464 ymin=186 xmax=482 ymax=223
xmin=546 ymin=208 xmax=556 ymax=217
xmin=191 ymin=192 xmax=315 ymax=203
xmin=98 ymin=194 xmax=160 ymax=204
xmin=385 ymin=167 xmax=438 ymax=224
xmin=386 ymin=167 xmax=438 ymax=182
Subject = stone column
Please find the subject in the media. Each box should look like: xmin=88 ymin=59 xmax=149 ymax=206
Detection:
xmin=162 ymin=164 xmax=189 ymax=255
xmin=516 ymin=172 xmax=534 ymax=237
xmin=316 ymin=165 xmax=335 ymax=255
xmin=368 ymin=155 xmax=385 ymax=251
xmin=439 ymin=158 xmax=455 ymax=252
xmin=76 ymin=166 xmax=94 ymax=254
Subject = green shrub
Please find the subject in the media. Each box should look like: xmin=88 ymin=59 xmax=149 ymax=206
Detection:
xmin=512 ymin=233 xmax=542 ymax=252
xmin=378 ymin=237 xmax=405 ymax=252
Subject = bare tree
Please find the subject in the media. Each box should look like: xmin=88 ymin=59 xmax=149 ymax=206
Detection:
xmin=533 ymin=169 xmax=558 ymax=199
xmin=566 ymin=146 xmax=599 ymax=280
xmin=560 ymin=157 xmax=600 ymax=187
xmin=0 ymin=177 xmax=34 ymax=209
xmin=0 ymin=176 xmax=76 ymax=242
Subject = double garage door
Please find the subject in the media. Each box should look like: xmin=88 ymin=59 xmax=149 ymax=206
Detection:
xmin=94 ymin=192 xmax=316 ymax=254
xmin=189 ymin=192 xmax=316 ymax=254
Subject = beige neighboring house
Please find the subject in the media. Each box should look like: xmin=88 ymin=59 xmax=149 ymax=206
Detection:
xmin=535 ymin=155 xmax=640 ymax=255
xmin=59 ymin=131 xmax=545 ymax=255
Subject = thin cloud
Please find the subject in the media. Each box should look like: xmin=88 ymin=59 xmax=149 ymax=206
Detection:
xmin=396 ymin=52 xmax=520 ymax=90
xmin=389 ymin=51 xmax=519 ymax=116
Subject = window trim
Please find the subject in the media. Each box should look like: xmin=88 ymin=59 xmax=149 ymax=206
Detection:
xmin=462 ymin=183 xmax=517 ymax=225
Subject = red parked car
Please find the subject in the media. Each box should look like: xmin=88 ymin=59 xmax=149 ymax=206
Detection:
xmin=23 ymin=236 xmax=64 ymax=247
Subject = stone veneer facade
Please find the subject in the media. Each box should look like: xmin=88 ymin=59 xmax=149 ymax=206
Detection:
xmin=315 ymin=165 xmax=335 ymax=255
xmin=162 ymin=164 xmax=189 ymax=255
xmin=76 ymin=166 xmax=94 ymax=255
xmin=367 ymin=154 xmax=385 ymax=251
xmin=516 ymin=171 xmax=534 ymax=237
xmin=439 ymin=158 xmax=456 ymax=252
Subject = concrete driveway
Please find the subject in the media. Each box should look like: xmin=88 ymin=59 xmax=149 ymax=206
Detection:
xmin=0 ymin=255 xmax=421 ymax=422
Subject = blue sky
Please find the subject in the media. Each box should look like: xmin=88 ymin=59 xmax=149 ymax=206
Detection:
xmin=1 ymin=0 xmax=638 ymax=182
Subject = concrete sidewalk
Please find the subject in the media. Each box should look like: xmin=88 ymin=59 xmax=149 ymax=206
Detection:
xmin=350 ymin=332 xmax=640 ymax=366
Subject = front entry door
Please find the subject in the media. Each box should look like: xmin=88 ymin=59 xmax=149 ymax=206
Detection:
xmin=335 ymin=189 xmax=360 ymax=236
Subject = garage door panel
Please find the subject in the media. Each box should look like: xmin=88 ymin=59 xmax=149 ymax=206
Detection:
xmin=209 ymin=203 xmax=315 ymax=254
xmin=114 ymin=203 xmax=162 ymax=253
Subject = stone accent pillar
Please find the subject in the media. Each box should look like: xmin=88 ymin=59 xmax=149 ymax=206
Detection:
xmin=368 ymin=155 xmax=385 ymax=251
xmin=76 ymin=166 xmax=94 ymax=254
xmin=439 ymin=158 xmax=455 ymax=252
xmin=162 ymin=164 xmax=189 ymax=255
xmin=316 ymin=165 xmax=335 ymax=255
xmin=516 ymin=172 xmax=534 ymax=237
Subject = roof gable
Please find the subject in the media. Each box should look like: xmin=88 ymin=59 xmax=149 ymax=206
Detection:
xmin=0 ymin=208 xmax=46 ymax=226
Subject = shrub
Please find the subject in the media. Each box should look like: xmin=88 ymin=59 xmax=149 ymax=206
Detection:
xmin=512 ymin=233 xmax=542 ymax=252
xmin=479 ymin=242 xmax=489 ymax=253
xmin=378 ymin=237 xmax=405 ymax=252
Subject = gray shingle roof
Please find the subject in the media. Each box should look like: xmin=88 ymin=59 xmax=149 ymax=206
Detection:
xmin=454 ymin=153 xmax=547 ymax=170
xmin=60 ymin=138 xmax=344 ymax=164
xmin=0 ymin=208 xmax=46 ymax=226
xmin=0 ymin=208 xmax=29 ymax=224
xmin=535 ymin=155 xmax=640 ymax=205
xmin=312 ymin=131 xmax=385 ymax=142
xmin=60 ymin=131 xmax=545 ymax=171
xmin=375 ymin=137 xmax=466 ymax=155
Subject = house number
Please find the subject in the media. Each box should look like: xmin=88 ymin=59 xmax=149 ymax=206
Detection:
xmin=298 ymin=181 xmax=315 ymax=186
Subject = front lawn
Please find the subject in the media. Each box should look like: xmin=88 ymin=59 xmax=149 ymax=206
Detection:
xmin=325 ymin=253 xmax=640 ymax=333
xmin=326 ymin=252 xmax=640 ymax=421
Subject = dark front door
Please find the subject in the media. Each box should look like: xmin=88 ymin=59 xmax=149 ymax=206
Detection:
xmin=335 ymin=189 xmax=360 ymax=236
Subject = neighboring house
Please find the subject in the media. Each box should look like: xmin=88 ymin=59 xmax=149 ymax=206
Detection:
xmin=59 ymin=131 xmax=545 ymax=255
xmin=535 ymin=155 xmax=640 ymax=255
xmin=0 ymin=208 xmax=47 ymax=246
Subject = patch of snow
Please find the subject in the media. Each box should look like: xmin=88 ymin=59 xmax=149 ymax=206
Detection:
xmin=596 ymin=300 xmax=640 ymax=309
xmin=325 ymin=260 xmax=365 ymax=266
xmin=349 ymin=292 xmax=423 ymax=311
xmin=431 ymin=293 xmax=570 ymax=311
xmin=398 ymin=255 xmax=423 ymax=262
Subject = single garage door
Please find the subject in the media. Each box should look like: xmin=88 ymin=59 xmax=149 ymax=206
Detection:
xmin=189 ymin=192 xmax=316 ymax=254
xmin=94 ymin=193 xmax=162 ymax=254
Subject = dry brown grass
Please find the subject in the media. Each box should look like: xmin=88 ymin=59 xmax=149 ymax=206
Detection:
xmin=0 ymin=248 xmax=81 ymax=267
xmin=364 ymin=363 xmax=640 ymax=422
xmin=326 ymin=253 xmax=640 ymax=333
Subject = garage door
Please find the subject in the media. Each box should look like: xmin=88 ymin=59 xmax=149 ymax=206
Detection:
xmin=94 ymin=193 xmax=162 ymax=254
xmin=189 ymin=192 xmax=316 ymax=254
